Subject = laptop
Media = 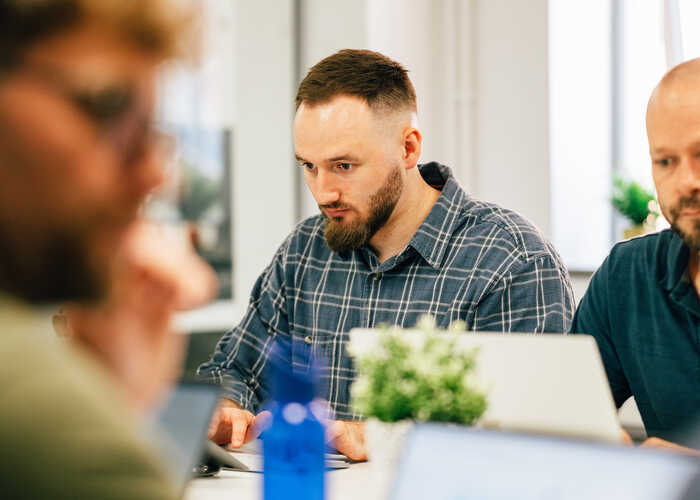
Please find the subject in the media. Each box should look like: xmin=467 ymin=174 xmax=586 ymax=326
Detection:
xmin=350 ymin=330 xmax=622 ymax=443
xmin=391 ymin=424 xmax=700 ymax=500
xmin=152 ymin=382 xmax=222 ymax=490
xmin=153 ymin=382 xmax=348 ymax=484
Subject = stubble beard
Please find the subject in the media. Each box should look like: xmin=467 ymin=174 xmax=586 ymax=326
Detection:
xmin=669 ymin=195 xmax=700 ymax=251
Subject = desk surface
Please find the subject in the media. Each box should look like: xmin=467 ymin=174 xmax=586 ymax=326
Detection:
xmin=185 ymin=462 xmax=379 ymax=500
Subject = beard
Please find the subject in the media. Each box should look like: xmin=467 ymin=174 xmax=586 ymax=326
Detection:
xmin=671 ymin=219 xmax=700 ymax=252
xmin=322 ymin=165 xmax=403 ymax=253
xmin=0 ymin=221 xmax=108 ymax=305
xmin=668 ymin=194 xmax=700 ymax=251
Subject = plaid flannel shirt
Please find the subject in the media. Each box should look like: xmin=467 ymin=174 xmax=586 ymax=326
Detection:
xmin=198 ymin=162 xmax=575 ymax=419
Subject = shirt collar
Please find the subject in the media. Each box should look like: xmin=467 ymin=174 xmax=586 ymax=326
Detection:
xmin=0 ymin=293 xmax=56 ymax=337
xmin=406 ymin=162 xmax=466 ymax=269
xmin=659 ymin=229 xmax=690 ymax=293
xmin=336 ymin=162 xmax=466 ymax=269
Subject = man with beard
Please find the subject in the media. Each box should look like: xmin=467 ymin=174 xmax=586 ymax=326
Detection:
xmin=200 ymin=49 xmax=574 ymax=460
xmin=0 ymin=1 xmax=216 ymax=498
xmin=571 ymin=59 xmax=700 ymax=454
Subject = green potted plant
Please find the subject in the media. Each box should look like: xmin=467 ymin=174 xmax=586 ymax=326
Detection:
xmin=612 ymin=175 xmax=659 ymax=239
xmin=349 ymin=316 xmax=487 ymax=494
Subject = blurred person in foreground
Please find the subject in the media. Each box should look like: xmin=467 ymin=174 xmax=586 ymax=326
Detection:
xmin=572 ymin=58 xmax=700 ymax=455
xmin=0 ymin=0 xmax=215 ymax=498
xmin=199 ymin=49 xmax=575 ymax=461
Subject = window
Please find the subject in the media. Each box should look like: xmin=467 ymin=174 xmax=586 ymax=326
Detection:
xmin=153 ymin=1 xmax=236 ymax=300
xmin=549 ymin=0 xmax=697 ymax=271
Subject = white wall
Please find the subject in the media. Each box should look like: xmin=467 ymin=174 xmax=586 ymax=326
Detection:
xmin=472 ymin=0 xmax=552 ymax=237
xmin=549 ymin=0 xmax=612 ymax=271
xmin=297 ymin=0 xmax=478 ymax=217
xmin=233 ymin=1 xmax=297 ymax=301
xmin=298 ymin=0 xmax=369 ymax=219
xmin=180 ymin=0 xmax=575 ymax=330
xmin=299 ymin=0 xmax=554 ymax=236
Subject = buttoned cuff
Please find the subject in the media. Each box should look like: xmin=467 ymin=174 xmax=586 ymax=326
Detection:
xmin=220 ymin=375 xmax=259 ymax=413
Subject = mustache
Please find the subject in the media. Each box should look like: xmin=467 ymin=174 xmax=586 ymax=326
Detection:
xmin=671 ymin=195 xmax=700 ymax=217
xmin=319 ymin=202 xmax=353 ymax=211
xmin=677 ymin=196 xmax=700 ymax=211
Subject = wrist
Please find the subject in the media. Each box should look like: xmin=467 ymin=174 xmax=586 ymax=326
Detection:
xmin=219 ymin=397 xmax=243 ymax=410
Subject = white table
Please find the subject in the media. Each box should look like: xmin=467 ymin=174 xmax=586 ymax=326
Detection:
xmin=185 ymin=462 xmax=379 ymax=500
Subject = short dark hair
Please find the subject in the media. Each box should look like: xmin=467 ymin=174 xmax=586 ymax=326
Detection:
xmin=0 ymin=0 xmax=195 ymax=73
xmin=295 ymin=49 xmax=417 ymax=114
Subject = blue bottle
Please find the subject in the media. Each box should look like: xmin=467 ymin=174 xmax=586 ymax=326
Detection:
xmin=263 ymin=343 xmax=325 ymax=500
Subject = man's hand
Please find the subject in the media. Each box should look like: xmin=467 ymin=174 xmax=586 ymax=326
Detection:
xmin=620 ymin=429 xmax=634 ymax=445
xmin=208 ymin=398 xmax=271 ymax=448
xmin=621 ymin=429 xmax=699 ymax=456
xmin=640 ymin=437 xmax=700 ymax=456
xmin=327 ymin=420 xmax=367 ymax=461
xmin=57 ymin=222 xmax=217 ymax=413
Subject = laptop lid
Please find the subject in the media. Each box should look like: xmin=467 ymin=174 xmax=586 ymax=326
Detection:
xmin=350 ymin=330 xmax=621 ymax=443
xmin=391 ymin=424 xmax=700 ymax=500
xmin=153 ymin=382 xmax=221 ymax=490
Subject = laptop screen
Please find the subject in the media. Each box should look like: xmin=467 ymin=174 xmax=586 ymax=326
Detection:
xmin=391 ymin=425 xmax=699 ymax=500
xmin=153 ymin=382 xmax=220 ymax=489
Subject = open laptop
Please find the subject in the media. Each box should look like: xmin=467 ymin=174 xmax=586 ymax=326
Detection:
xmin=152 ymin=382 xmax=223 ymax=490
xmin=391 ymin=424 xmax=700 ymax=500
xmin=154 ymin=382 xmax=348 ymax=485
xmin=350 ymin=330 xmax=622 ymax=443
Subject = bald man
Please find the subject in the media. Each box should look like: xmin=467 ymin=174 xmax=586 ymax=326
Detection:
xmin=571 ymin=58 xmax=700 ymax=454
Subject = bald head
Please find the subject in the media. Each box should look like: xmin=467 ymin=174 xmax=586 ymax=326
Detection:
xmin=648 ymin=58 xmax=700 ymax=118
xmin=647 ymin=57 xmax=700 ymax=251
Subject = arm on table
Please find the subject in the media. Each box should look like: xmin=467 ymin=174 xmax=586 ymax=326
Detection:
xmin=208 ymin=397 xmax=271 ymax=448
xmin=208 ymin=397 xmax=368 ymax=461
xmin=620 ymin=430 xmax=700 ymax=456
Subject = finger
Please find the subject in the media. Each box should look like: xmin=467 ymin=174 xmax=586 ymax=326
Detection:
xmin=245 ymin=410 xmax=272 ymax=443
xmin=331 ymin=422 xmax=367 ymax=461
xmin=114 ymin=222 xmax=214 ymax=307
xmin=231 ymin=412 xmax=251 ymax=448
xmin=334 ymin=432 xmax=366 ymax=461
xmin=620 ymin=429 xmax=634 ymax=445
xmin=172 ymin=257 xmax=218 ymax=310
xmin=208 ymin=409 xmax=232 ymax=445
xmin=325 ymin=420 xmax=344 ymax=443
xmin=641 ymin=438 xmax=700 ymax=456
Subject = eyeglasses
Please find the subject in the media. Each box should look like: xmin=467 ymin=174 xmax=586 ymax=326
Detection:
xmin=12 ymin=61 xmax=168 ymax=167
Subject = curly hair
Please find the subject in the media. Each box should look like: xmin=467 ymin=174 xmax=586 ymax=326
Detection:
xmin=0 ymin=0 xmax=197 ymax=71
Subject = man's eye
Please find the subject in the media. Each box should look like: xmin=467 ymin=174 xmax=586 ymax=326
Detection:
xmin=72 ymin=86 xmax=133 ymax=126
xmin=654 ymin=158 xmax=672 ymax=167
xmin=298 ymin=161 xmax=315 ymax=171
xmin=336 ymin=163 xmax=353 ymax=171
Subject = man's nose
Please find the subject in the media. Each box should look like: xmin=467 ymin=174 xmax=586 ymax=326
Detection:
xmin=126 ymin=143 xmax=166 ymax=203
xmin=312 ymin=168 xmax=340 ymax=206
xmin=676 ymin=156 xmax=700 ymax=196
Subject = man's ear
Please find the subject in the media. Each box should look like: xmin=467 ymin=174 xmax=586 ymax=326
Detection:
xmin=403 ymin=127 xmax=422 ymax=170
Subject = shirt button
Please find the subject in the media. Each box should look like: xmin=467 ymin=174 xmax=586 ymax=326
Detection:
xmin=304 ymin=335 xmax=312 ymax=344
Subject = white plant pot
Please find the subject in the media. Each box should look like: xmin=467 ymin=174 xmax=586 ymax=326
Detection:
xmin=364 ymin=418 xmax=414 ymax=499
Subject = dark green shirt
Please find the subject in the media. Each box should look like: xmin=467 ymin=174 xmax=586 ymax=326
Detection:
xmin=571 ymin=229 xmax=700 ymax=441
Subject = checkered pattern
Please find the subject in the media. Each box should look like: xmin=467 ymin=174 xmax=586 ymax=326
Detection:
xmin=198 ymin=163 xmax=575 ymax=419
